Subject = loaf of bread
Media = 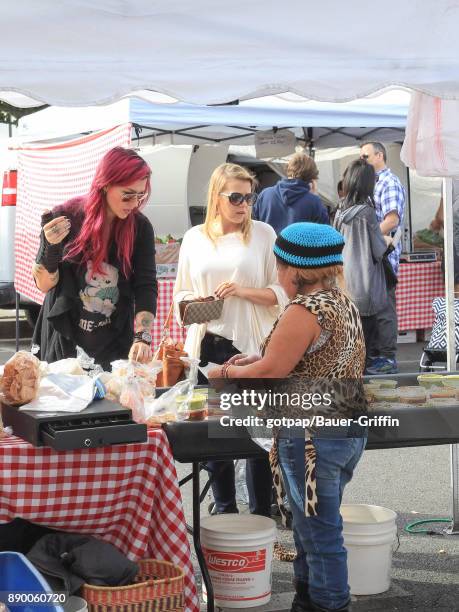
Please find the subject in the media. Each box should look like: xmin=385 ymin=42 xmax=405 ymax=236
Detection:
xmin=1 ymin=351 xmax=41 ymax=406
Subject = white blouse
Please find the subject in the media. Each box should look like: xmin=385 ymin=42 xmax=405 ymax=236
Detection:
xmin=173 ymin=221 xmax=287 ymax=359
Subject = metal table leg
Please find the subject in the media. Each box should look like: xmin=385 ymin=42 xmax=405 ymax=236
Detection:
xmin=192 ymin=461 xmax=215 ymax=612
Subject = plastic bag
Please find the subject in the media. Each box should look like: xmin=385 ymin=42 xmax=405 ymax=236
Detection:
xmin=48 ymin=358 xmax=85 ymax=376
xmin=235 ymin=460 xmax=249 ymax=505
xmin=29 ymin=344 xmax=50 ymax=379
xmin=144 ymin=379 xmax=192 ymax=426
xmin=144 ymin=357 xmax=199 ymax=426
xmin=120 ymin=373 xmax=145 ymax=423
xmin=109 ymin=359 xmax=163 ymax=401
xmin=105 ymin=375 xmax=125 ymax=402
xmin=175 ymin=357 xmax=200 ymax=419
xmin=20 ymin=373 xmax=96 ymax=413
xmin=76 ymin=346 xmax=104 ymax=378
xmin=1 ymin=351 xmax=41 ymax=406
xmin=112 ymin=359 xmax=162 ymax=382
xmin=33 ymin=345 xmax=103 ymax=378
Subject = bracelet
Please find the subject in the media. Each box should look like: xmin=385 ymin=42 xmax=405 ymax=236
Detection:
xmin=221 ymin=362 xmax=231 ymax=379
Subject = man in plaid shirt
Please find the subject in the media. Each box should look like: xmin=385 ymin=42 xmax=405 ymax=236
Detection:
xmin=360 ymin=142 xmax=406 ymax=374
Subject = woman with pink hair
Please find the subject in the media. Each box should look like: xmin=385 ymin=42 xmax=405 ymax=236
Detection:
xmin=32 ymin=146 xmax=157 ymax=370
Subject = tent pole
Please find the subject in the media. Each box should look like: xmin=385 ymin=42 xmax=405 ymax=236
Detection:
xmin=10 ymin=119 xmax=21 ymax=353
xmin=405 ymin=167 xmax=413 ymax=252
xmin=442 ymin=178 xmax=455 ymax=370
xmin=450 ymin=444 xmax=459 ymax=534
xmin=442 ymin=177 xmax=459 ymax=534
xmin=15 ymin=291 xmax=20 ymax=353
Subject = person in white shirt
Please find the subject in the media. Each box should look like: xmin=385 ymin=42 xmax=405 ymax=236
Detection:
xmin=174 ymin=162 xmax=287 ymax=516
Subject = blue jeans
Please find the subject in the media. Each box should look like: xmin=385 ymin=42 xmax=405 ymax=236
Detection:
xmin=278 ymin=435 xmax=366 ymax=610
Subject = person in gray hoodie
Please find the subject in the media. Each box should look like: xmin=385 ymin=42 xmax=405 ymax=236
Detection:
xmin=252 ymin=152 xmax=329 ymax=234
xmin=334 ymin=159 xmax=388 ymax=356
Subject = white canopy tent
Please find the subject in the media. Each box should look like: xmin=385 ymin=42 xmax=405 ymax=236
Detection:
xmin=0 ymin=1 xmax=459 ymax=106
xmin=16 ymin=91 xmax=409 ymax=147
xmin=13 ymin=91 xmax=416 ymax=242
xmin=0 ymin=0 xmax=458 ymax=535
xmin=14 ymin=90 xmax=416 ymax=241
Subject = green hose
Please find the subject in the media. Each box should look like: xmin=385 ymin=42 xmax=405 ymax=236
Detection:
xmin=404 ymin=518 xmax=451 ymax=535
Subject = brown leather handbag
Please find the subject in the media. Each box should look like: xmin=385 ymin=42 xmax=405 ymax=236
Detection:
xmin=178 ymin=296 xmax=224 ymax=326
xmin=154 ymin=304 xmax=188 ymax=387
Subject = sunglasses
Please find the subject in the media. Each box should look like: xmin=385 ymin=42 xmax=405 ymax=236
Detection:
xmin=219 ymin=192 xmax=257 ymax=206
xmin=121 ymin=191 xmax=148 ymax=205
xmin=360 ymin=154 xmax=370 ymax=160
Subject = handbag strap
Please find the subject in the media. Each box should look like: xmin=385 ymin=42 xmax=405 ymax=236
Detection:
xmin=162 ymin=303 xmax=174 ymax=339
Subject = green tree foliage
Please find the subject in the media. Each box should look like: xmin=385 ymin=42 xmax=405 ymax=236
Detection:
xmin=0 ymin=101 xmax=47 ymax=125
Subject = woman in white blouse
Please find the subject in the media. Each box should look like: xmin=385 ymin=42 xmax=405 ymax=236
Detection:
xmin=174 ymin=162 xmax=286 ymax=516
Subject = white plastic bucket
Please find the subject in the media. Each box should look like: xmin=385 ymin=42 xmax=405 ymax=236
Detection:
xmin=63 ymin=596 xmax=88 ymax=612
xmin=200 ymin=514 xmax=276 ymax=608
xmin=341 ymin=504 xmax=397 ymax=595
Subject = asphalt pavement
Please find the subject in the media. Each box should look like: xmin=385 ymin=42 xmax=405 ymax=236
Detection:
xmin=178 ymin=443 xmax=459 ymax=612
xmin=1 ymin=323 xmax=458 ymax=612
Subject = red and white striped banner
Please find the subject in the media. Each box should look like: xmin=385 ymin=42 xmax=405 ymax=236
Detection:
xmin=14 ymin=124 xmax=132 ymax=304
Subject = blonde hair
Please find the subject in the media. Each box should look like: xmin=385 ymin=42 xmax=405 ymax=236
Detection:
xmin=203 ymin=163 xmax=255 ymax=244
xmin=287 ymin=152 xmax=319 ymax=183
xmin=276 ymin=260 xmax=345 ymax=292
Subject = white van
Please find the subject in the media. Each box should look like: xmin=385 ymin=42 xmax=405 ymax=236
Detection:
xmin=139 ymin=144 xmax=229 ymax=236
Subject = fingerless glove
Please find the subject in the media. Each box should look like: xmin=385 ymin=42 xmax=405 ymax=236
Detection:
xmin=35 ymin=211 xmax=64 ymax=273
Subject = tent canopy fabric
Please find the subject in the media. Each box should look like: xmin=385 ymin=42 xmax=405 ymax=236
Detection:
xmin=17 ymin=92 xmax=409 ymax=148
xmin=0 ymin=1 xmax=458 ymax=107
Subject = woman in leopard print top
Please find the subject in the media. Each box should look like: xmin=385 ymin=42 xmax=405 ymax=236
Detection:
xmin=209 ymin=222 xmax=366 ymax=612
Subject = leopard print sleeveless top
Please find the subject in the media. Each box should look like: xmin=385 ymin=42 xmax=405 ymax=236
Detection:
xmin=262 ymin=288 xmax=365 ymax=378
xmin=264 ymin=288 xmax=365 ymax=521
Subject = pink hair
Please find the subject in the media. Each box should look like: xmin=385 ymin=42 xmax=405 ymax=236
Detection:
xmin=65 ymin=147 xmax=151 ymax=278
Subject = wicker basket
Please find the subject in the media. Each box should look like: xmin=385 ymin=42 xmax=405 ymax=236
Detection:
xmin=82 ymin=559 xmax=185 ymax=612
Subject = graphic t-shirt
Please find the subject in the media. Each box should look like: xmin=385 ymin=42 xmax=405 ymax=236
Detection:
xmin=75 ymin=260 xmax=120 ymax=357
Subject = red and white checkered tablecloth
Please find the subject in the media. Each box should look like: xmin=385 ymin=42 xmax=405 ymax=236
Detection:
xmin=0 ymin=429 xmax=199 ymax=612
xmin=396 ymin=261 xmax=445 ymax=331
xmin=153 ymin=279 xmax=186 ymax=350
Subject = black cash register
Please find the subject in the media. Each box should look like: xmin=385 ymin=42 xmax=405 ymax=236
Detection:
xmin=1 ymin=400 xmax=147 ymax=450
